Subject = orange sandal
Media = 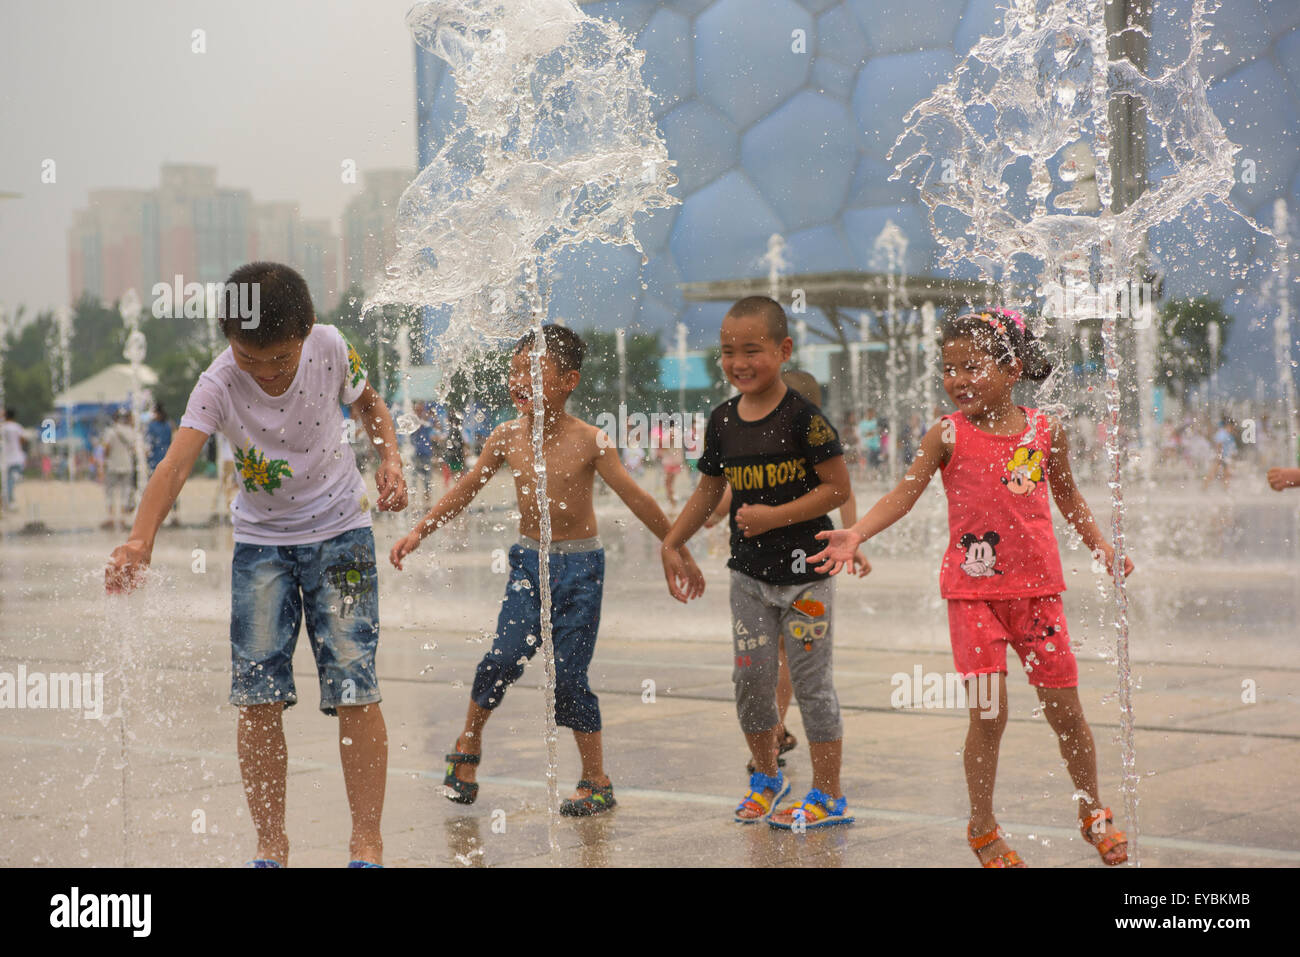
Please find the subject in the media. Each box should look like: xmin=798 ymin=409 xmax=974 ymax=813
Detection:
xmin=1081 ymin=807 xmax=1128 ymax=865
xmin=967 ymin=823 xmax=1027 ymax=868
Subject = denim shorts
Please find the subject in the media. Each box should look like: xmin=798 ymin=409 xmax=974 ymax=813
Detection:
xmin=229 ymin=526 xmax=381 ymax=715
xmin=471 ymin=537 xmax=604 ymax=733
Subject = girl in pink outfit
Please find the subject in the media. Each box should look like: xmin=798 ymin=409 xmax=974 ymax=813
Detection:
xmin=811 ymin=308 xmax=1132 ymax=868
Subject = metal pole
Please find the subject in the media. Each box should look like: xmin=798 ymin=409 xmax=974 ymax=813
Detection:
xmin=616 ymin=327 xmax=627 ymax=413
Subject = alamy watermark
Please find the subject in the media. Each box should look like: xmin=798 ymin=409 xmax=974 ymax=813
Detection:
xmin=1041 ymin=280 xmax=1155 ymax=325
xmin=890 ymin=666 xmax=1000 ymax=719
xmin=151 ymin=276 xmax=260 ymax=329
xmin=0 ymin=666 xmax=105 ymax=719
xmin=49 ymin=887 xmax=151 ymax=936
xmin=594 ymin=405 xmax=706 ymax=453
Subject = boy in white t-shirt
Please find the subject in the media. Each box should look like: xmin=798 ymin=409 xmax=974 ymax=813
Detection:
xmin=105 ymin=262 xmax=408 ymax=868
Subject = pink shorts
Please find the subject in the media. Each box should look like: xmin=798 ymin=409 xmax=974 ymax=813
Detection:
xmin=946 ymin=595 xmax=1078 ymax=689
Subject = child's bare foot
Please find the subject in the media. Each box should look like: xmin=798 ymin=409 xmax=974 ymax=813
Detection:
xmin=968 ymin=819 xmax=1025 ymax=868
xmin=349 ymin=831 xmax=382 ymax=866
xmin=560 ymin=776 xmax=615 ymax=816
xmin=1080 ymin=806 xmax=1127 ymax=865
xmin=567 ymin=774 xmax=610 ymax=802
xmin=255 ymin=833 xmax=289 ymax=867
xmin=735 ymin=771 xmax=787 ymax=822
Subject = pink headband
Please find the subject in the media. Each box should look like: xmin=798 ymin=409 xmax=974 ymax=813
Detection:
xmin=968 ymin=308 xmax=1026 ymax=337
xmin=987 ymin=308 xmax=1026 ymax=331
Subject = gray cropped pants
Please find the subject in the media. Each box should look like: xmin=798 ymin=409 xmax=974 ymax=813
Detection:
xmin=729 ymin=570 xmax=842 ymax=742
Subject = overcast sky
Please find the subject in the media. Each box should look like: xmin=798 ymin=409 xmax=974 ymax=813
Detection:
xmin=0 ymin=0 xmax=418 ymax=317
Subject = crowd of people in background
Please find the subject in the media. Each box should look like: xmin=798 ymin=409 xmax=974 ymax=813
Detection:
xmin=0 ymin=395 xmax=1298 ymax=525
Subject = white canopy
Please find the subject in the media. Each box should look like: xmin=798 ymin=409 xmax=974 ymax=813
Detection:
xmin=54 ymin=363 xmax=158 ymax=406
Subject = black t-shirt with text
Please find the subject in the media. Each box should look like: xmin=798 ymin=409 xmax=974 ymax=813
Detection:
xmin=697 ymin=388 xmax=844 ymax=585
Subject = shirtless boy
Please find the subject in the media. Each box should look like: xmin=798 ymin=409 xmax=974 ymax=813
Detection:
xmin=391 ymin=325 xmax=703 ymax=814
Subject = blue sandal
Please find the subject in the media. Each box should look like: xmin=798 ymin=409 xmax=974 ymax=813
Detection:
xmin=768 ymin=788 xmax=855 ymax=830
xmin=245 ymin=859 xmax=282 ymax=868
xmin=734 ymin=770 xmax=790 ymax=823
xmin=347 ymin=860 xmax=383 ymax=868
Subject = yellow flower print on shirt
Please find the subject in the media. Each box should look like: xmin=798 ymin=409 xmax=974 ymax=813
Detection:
xmin=340 ymin=332 xmax=366 ymax=390
xmin=234 ymin=443 xmax=293 ymax=494
xmin=1002 ymin=447 xmax=1044 ymax=495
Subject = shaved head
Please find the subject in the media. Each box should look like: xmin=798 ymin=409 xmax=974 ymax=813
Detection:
xmin=726 ymin=295 xmax=789 ymax=342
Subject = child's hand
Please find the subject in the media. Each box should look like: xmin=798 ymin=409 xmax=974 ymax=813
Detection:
xmin=661 ymin=543 xmax=698 ymax=603
xmin=1092 ymin=543 xmax=1135 ymax=578
xmin=851 ymin=549 xmax=872 ymax=578
xmin=105 ymin=540 xmax=151 ymax=593
xmin=389 ymin=530 xmax=422 ymax=570
xmin=735 ymin=503 xmax=778 ymax=538
xmin=809 ymin=528 xmax=866 ymax=576
xmin=678 ymin=546 xmax=706 ymax=599
xmin=1267 ymin=467 xmax=1300 ymax=491
xmin=376 ymin=459 xmax=408 ymax=511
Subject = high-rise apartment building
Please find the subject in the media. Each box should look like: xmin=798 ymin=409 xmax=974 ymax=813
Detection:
xmin=340 ymin=168 xmax=413 ymax=291
xmin=69 ymin=164 xmax=340 ymax=313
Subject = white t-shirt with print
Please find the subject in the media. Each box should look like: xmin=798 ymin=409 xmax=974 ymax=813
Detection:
xmin=180 ymin=323 xmax=372 ymax=545
xmin=2 ymin=420 xmax=26 ymax=469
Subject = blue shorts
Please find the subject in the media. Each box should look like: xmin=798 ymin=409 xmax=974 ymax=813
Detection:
xmin=471 ymin=538 xmax=604 ymax=733
xmin=229 ymin=527 xmax=381 ymax=716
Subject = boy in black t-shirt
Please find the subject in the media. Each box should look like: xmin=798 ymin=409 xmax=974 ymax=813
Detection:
xmin=662 ymin=296 xmax=860 ymax=829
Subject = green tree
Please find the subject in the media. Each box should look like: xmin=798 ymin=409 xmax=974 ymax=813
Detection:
xmin=444 ymin=349 xmax=513 ymax=422
xmin=569 ymin=328 xmax=664 ymax=419
xmin=2 ymin=307 xmax=55 ymax=424
xmin=1157 ymin=297 xmax=1234 ymax=401
xmin=70 ymin=294 xmax=133 ymax=385
xmin=325 ymin=283 xmax=426 ymax=405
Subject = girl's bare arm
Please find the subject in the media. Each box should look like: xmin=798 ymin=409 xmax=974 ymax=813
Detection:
xmin=1045 ymin=419 xmax=1106 ymax=551
xmin=849 ymin=422 xmax=947 ymax=541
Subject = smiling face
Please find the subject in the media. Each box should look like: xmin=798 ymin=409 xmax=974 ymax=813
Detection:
xmin=229 ymin=335 xmax=306 ymax=396
xmin=942 ymin=334 xmax=1020 ymax=417
xmin=719 ymin=313 xmax=791 ymax=396
xmin=508 ymin=350 xmax=579 ymax=419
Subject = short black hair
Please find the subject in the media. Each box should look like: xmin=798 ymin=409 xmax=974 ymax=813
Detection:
xmin=940 ymin=308 xmax=1053 ymax=382
xmin=513 ymin=324 xmax=586 ymax=374
xmin=220 ymin=262 xmax=314 ymax=346
xmin=726 ymin=295 xmax=789 ymax=341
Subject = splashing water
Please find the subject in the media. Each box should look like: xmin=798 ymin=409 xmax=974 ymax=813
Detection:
xmin=0 ymin=304 xmax=10 ymax=508
xmin=872 ymin=222 xmax=908 ymax=484
xmin=890 ymin=0 xmax=1270 ymax=864
xmin=369 ymin=0 xmax=677 ymax=856
xmin=762 ymin=233 xmax=788 ymax=303
xmin=118 ymin=290 xmax=152 ymax=501
xmin=1273 ymin=200 xmax=1297 ymax=469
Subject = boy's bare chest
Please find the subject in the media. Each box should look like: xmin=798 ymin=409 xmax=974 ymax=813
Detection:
xmin=502 ymin=433 xmax=595 ymax=486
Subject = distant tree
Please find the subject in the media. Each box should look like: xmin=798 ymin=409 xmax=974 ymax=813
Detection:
xmin=444 ymin=349 xmax=513 ymax=422
xmin=69 ymin=294 xmax=137 ymax=385
xmin=1157 ymin=297 xmax=1234 ymax=400
xmin=569 ymin=329 xmax=663 ymax=419
xmin=2 ymin=307 xmax=54 ymax=424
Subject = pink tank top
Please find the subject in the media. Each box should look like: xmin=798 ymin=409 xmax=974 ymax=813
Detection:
xmin=938 ymin=407 xmax=1066 ymax=599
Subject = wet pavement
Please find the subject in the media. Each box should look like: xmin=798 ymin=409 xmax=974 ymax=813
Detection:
xmin=1 ymin=473 xmax=1298 ymax=867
